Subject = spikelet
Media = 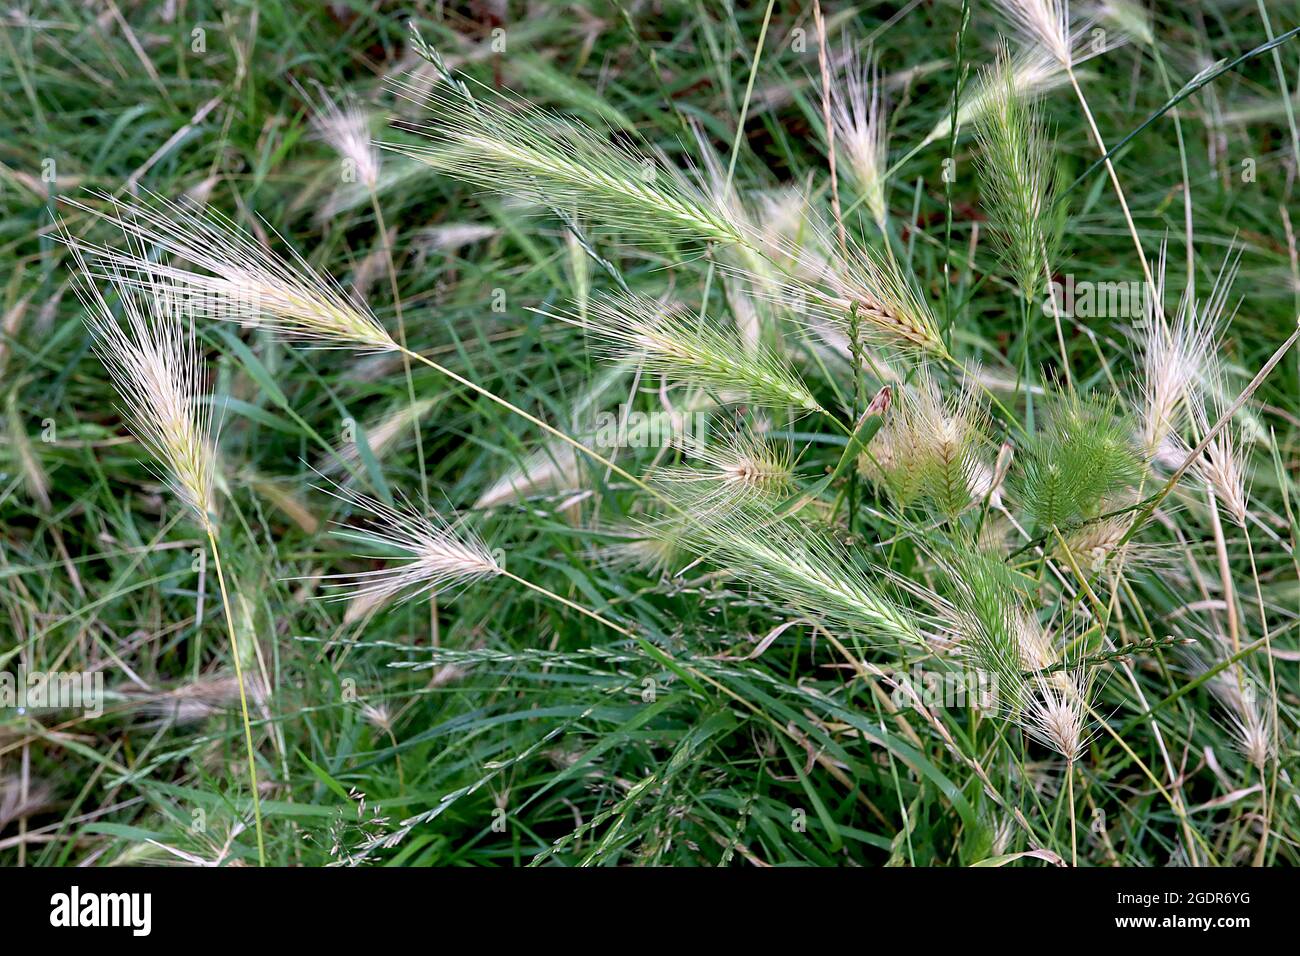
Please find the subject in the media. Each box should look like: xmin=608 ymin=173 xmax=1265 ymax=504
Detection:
xmin=59 ymin=191 xmax=395 ymax=350
xmin=68 ymin=243 xmax=219 ymax=529
xmin=975 ymin=44 xmax=1062 ymax=304
xmin=321 ymin=398 xmax=439 ymax=480
xmin=386 ymin=53 xmax=744 ymax=249
xmin=1134 ymin=250 xmax=1236 ymax=459
xmin=319 ymin=484 xmax=502 ymax=607
xmin=993 ymin=0 xmax=1075 ymax=68
xmin=5 ymin=389 xmax=50 ymax=511
xmin=1019 ymin=666 xmax=1095 ymax=761
xmin=1191 ymin=651 xmax=1274 ymax=772
xmin=742 ymin=236 xmax=945 ymax=355
xmin=561 ymin=291 xmax=823 ymax=413
xmin=669 ymin=502 xmax=929 ymax=647
xmin=859 ymin=371 xmax=988 ymax=515
xmin=305 ymin=84 xmax=381 ymax=191
xmin=826 ymin=45 xmax=890 ymax=231
xmin=652 ymin=428 xmax=793 ymax=516
xmin=476 ymin=442 xmax=581 ymax=509
xmin=1191 ymin=358 xmax=1250 ymax=527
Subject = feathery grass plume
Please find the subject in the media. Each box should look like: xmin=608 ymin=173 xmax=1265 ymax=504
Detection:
xmin=1017 ymin=391 xmax=1143 ymax=529
xmin=826 ymin=44 xmax=890 ymax=232
xmin=746 ymin=235 xmax=945 ymax=355
xmin=5 ymin=388 xmax=50 ymax=511
xmin=69 ymin=240 xmax=268 ymax=864
xmin=670 ymin=502 xmax=928 ymax=647
xmin=303 ymin=82 xmax=381 ymax=191
xmin=320 ymin=485 xmax=503 ymax=607
xmin=559 ymin=291 xmax=823 ymax=413
xmin=321 ymin=398 xmax=439 ymax=480
xmin=937 ymin=546 xmax=1040 ymax=712
xmin=975 ymin=44 xmax=1063 ymax=304
xmin=119 ymin=674 xmax=246 ymax=726
xmin=1055 ymin=509 xmax=1139 ymax=571
xmin=652 ymin=428 xmax=793 ymax=516
xmin=1190 ymin=359 xmax=1250 ymax=527
xmin=599 ymin=523 xmax=687 ymax=576
xmin=68 ymin=247 xmax=219 ymax=528
xmin=1099 ymin=0 xmax=1153 ymax=47
xmin=1188 ymin=651 xmax=1273 ymax=772
xmin=1217 ymin=674 xmax=1274 ymax=772
xmin=1134 ymin=250 xmax=1236 ymax=460
xmin=386 ymin=50 xmax=744 ymax=249
xmin=993 ymin=0 xmax=1075 ymax=68
xmin=476 ymin=442 xmax=582 ymax=510
xmin=859 ymin=371 xmax=988 ymax=516
xmin=59 ymin=191 xmax=395 ymax=350
xmin=1019 ymin=665 xmax=1096 ymax=761
xmin=922 ymin=46 xmax=1067 ymax=147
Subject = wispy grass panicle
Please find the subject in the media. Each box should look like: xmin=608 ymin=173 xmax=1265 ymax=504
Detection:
xmin=1191 ymin=359 xmax=1251 ymax=527
xmin=859 ymin=371 xmax=989 ymax=515
xmin=555 ymin=291 xmax=823 ymax=413
xmin=740 ymin=235 xmax=945 ymax=355
xmin=993 ymin=0 xmax=1075 ymax=68
xmin=302 ymin=82 xmax=381 ymax=191
xmin=975 ymin=45 xmax=1063 ymax=304
xmin=670 ymin=502 xmax=929 ymax=647
xmin=59 ymin=191 xmax=395 ymax=350
xmin=321 ymin=485 xmax=503 ymax=606
xmin=68 ymin=245 xmax=219 ymax=528
xmin=653 ymin=428 xmax=793 ymax=515
xmin=826 ymin=45 xmax=890 ymax=232
xmin=386 ymin=51 xmax=744 ymax=249
xmin=1020 ymin=665 xmax=1096 ymax=762
xmin=1134 ymin=249 xmax=1237 ymax=461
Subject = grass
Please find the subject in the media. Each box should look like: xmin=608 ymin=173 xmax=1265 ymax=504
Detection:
xmin=1 ymin=0 xmax=1298 ymax=868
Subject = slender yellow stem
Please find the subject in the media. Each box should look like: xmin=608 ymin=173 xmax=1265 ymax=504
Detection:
xmin=1066 ymin=66 xmax=1157 ymax=299
xmin=369 ymin=190 xmax=429 ymax=507
xmin=206 ymin=526 xmax=266 ymax=866
xmin=397 ymin=344 xmax=687 ymax=517
xmin=499 ymin=567 xmax=634 ymax=638
xmin=1067 ymin=759 xmax=1077 ymax=868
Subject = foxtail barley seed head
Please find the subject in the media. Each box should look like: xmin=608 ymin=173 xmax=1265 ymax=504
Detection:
xmin=1100 ymin=0 xmax=1154 ymax=47
xmin=59 ymin=191 xmax=395 ymax=350
xmin=1190 ymin=359 xmax=1251 ymax=527
xmin=476 ymin=443 xmax=581 ymax=509
xmin=670 ymin=502 xmax=930 ymax=648
xmin=975 ymin=44 xmax=1062 ymax=304
xmin=558 ymin=291 xmax=823 ymax=413
xmin=319 ymin=485 xmax=503 ymax=606
xmin=1020 ymin=666 xmax=1094 ymax=762
xmin=993 ymin=0 xmax=1075 ymax=68
xmin=826 ymin=45 xmax=890 ymax=231
xmin=1134 ymin=249 xmax=1237 ymax=459
xmin=304 ymin=83 xmax=381 ymax=190
xmin=740 ymin=237 xmax=945 ymax=355
xmin=860 ymin=371 xmax=988 ymax=515
xmin=386 ymin=61 xmax=745 ymax=249
xmin=68 ymin=243 xmax=219 ymax=529
xmin=653 ymin=429 xmax=793 ymax=516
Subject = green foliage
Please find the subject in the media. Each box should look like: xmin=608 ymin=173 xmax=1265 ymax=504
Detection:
xmin=1017 ymin=392 xmax=1144 ymax=530
xmin=1 ymin=1 xmax=1297 ymax=871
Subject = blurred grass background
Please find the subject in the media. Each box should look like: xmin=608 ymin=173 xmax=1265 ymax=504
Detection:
xmin=1 ymin=1 xmax=1298 ymax=865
